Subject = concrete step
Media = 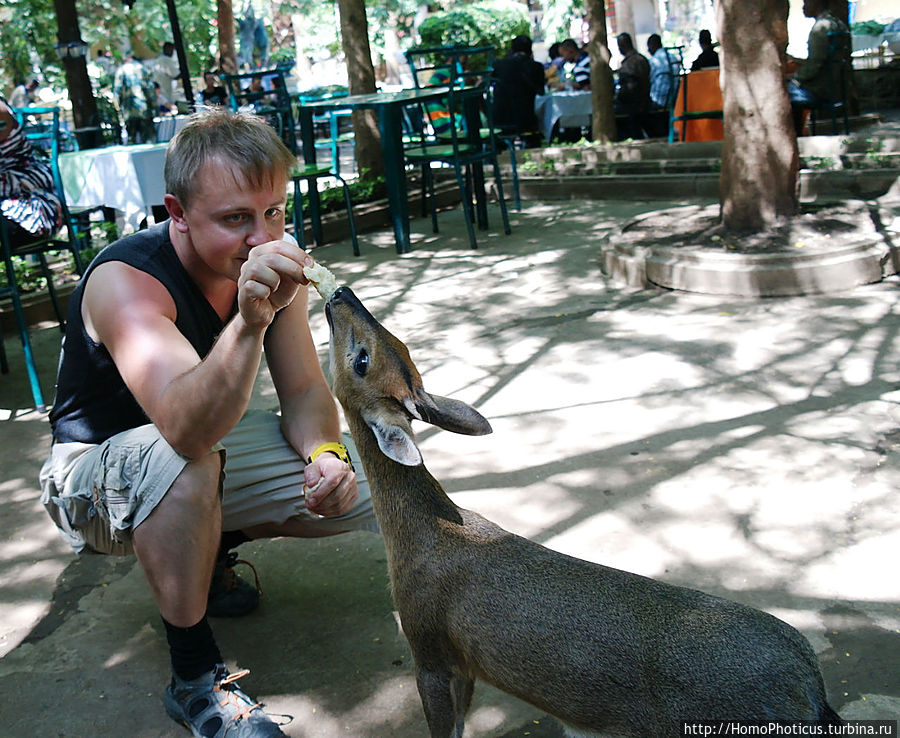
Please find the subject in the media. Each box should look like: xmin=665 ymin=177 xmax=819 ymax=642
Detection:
xmin=511 ymin=167 xmax=898 ymax=203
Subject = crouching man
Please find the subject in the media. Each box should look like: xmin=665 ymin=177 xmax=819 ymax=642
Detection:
xmin=40 ymin=108 xmax=378 ymax=737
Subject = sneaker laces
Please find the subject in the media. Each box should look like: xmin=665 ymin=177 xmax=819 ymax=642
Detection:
xmin=213 ymin=669 xmax=262 ymax=722
xmin=218 ymin=551 xmax=262 ymax=596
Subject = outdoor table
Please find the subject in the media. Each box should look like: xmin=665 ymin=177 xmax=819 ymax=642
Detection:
xmin=59 ymin=142 xmax=169 ymax=232
xmin=534 ymin=90 xmax=592 ymax=143
xmin=297 ymin=86 xmax=457 ymax=255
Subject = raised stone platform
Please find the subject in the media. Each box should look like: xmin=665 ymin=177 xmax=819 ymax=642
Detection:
xmin=600 ymin=199 xmax=899 ymax=297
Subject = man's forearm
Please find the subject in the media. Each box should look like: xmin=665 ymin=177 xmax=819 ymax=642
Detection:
xmin=154 ymin=314 xmax=267 ymax=458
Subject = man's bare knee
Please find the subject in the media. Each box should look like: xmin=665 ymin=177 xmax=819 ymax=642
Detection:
xmin=166 ymin=450 xmax=224 ymax=510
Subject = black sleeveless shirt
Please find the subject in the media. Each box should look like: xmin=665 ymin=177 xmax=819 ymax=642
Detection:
xmin=49 ymin=222 xmax=229 ymax=444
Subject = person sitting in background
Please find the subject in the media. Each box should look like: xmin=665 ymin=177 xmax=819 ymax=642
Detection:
xmin=492 ymin=34 xmax=546 ymax=145
xmin=8 ymin=79 xmax=39 ymax=109
xmin=200 ymin=71 xmax=228 ymax=107
xmin=151 ymin=42 xmax=180 ymax=109
xmin=559 ymin=39 xmax=590 ymax=90
xmin=647 ymin=34 xmax=674 ymax=109
xmin=0 ymin=95 xmax=63 ymax=247
xmin=690 ymin=29 xmax=719 ymax=71
xmin=154 ymin=83 xmax=177 ymax=115
xmin=615 ymin=32 xmax=651 ymax=139
xmin=545 ymin=42 xmax=566 ymax=90
xmin=786 ymin=0 xmax=850 ymax=135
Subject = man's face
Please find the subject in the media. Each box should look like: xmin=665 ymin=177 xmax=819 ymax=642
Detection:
xmin=561 ymin=45 xmax=577 ymax=62
xmin=178 ymin=158 xmax=288 ymax=282
xmin=802 ymin=0 xmax=821 ymax=18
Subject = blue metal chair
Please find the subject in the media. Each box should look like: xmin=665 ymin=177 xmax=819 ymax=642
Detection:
xmin=14 ymin=106 xmax=116 ymax=252
xmin=1 ymin=106 xmax=91 ymax=410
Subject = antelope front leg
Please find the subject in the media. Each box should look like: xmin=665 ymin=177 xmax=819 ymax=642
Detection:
xmin=415 ymin=665 xmax=473 ymax=738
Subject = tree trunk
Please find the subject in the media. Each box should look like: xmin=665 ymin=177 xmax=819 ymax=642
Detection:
xmin=717 ymin=0 xmax=798 ymax=232
xmin=335 ymin=0 xmax=384 ymax=181
xmin=217 ymin=0 xmax=238 ymax=75
xmin=584 ymin=0 xmax=616 ymax=143
xmin=53 ymin=0 xmax=100 ymax=147
xmin=614 ymin=0 xmax=635 ymax=38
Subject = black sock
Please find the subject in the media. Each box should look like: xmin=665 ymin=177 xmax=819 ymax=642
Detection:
xmin=162 ymin=616 xmax=223 ymax=682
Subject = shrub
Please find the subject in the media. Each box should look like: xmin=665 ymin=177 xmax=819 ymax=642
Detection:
xmin=417 ymin=0 xmax=531 ymax=55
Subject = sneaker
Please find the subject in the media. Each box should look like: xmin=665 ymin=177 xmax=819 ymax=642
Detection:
xmin=208 ymin=552 xmax=261 ymax=618
xmin=164 ymin=663 xmax=287 ymax=737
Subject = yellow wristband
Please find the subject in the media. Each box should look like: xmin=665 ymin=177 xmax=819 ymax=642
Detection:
xmin=307 ymin=441 xmax=353 ymax=471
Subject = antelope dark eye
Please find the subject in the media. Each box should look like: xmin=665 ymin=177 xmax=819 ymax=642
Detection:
xmin=354 ymin=349 xmax=369 ymax=376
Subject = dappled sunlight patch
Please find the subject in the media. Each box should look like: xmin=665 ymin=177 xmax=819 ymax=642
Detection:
xmin=0 ymin=601 xmax=50 ymax=663
xmin=799 ymin=525 xmax=900 ymax=601
xmin=0 ymin=553 xmax=67 ymax=586
xmin=450 ymin=482 xmax=584 ymax=541
xmin=463 ymin=703 xmax=509 ymax=733
xmin=0 ymin=476 xmax=44 ymax=501
xmin=265 ymin=676 xmax=425 ymax=737
xmin=543 ymin=508 xmax=676 ymax=578
xmin=103 ymin=622 xmax=157 ymax=670
xmin=767 ymin=608 xmax=833 ymax=653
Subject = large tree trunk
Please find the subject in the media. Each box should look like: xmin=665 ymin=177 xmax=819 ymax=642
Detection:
xmin=217 ymin=0 xmax=238 ymax=74
xmin=717 ymin=0 xmax=798 ymax=232
xmin=335 ymin=0 xmax=384 ymax=181
xmin=53 ymin=0 xmax=100 ymax=147
xmin=585 ymin=0 xmax=616 ymax=143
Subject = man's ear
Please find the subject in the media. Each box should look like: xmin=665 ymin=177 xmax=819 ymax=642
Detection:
xmin=164 ymin=194 xmax=189 ymax=232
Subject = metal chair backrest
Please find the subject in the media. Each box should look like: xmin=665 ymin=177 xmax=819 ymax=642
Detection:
xmin=223 ymin=68 xmax=298 ymax=153
xmin=405 ymin=45 xmax=495 ymax=90
xmin=659 ymin=45 xmax=685 ymax=113
xmin=404 ymin=46 xmax=495 ymax=140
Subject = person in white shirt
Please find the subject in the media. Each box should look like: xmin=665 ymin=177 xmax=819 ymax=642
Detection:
xmin=8 ymin=79 xmax=38 ymax=108
xmin=152 ymin=42 xmax=181 ymax=107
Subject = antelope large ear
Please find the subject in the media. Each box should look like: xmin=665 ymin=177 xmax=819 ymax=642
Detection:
xmin=364 ymin=412 xmax=423 ymax=466
xmin=414 ymin=391 xmax=493 ymax=436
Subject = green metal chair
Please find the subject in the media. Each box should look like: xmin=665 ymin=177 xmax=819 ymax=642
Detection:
xmin=224 ymin=69 xmax=299 ymax=153
xmin=403 ymin=45 xmax=511 ymax=249
xmin=225 ymin=70 xmax=359 ymax=254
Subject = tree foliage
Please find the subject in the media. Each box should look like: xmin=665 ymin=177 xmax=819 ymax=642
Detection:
xmin=1 ymin=0 xmax=218 ymax=97
xmin=417 ymin=0 xmax=530 ymax=51
xmin=0 ymin=0 xmax=65 ymax=89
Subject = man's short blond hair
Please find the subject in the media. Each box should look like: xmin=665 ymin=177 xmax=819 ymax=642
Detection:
xmin=165 ymin=108 xmax=297 ymax=209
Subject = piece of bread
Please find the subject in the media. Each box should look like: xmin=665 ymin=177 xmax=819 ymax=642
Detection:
xmin=303 ymin=261 xmax=339 ymax=300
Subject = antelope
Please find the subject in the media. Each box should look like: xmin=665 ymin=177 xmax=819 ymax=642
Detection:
xmin=324 ymin=285 xmax=843 ymax=737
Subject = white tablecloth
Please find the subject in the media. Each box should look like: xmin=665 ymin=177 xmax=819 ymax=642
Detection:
xmin=534 ymin=91 xmax=592 ymax=142
xmin=154 ymin=115 xmax=191 ymax=142
xmin=59 ymin=143 xmax=168 ymax=232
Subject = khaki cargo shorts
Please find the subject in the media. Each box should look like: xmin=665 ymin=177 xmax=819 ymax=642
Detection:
xmin=40 ymin=410 xmax=378 ymax=555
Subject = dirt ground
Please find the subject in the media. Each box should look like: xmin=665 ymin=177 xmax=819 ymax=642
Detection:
xmin=1 ymin=194 xmax=898 ymax=736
